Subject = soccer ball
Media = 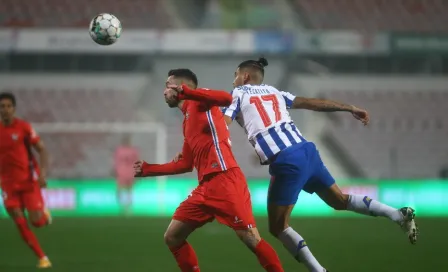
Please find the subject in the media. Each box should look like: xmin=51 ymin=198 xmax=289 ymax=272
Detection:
xmin=89 ymin=13 xmax=122 ymax=45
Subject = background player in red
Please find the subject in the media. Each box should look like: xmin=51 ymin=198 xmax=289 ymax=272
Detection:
xmin=133 ymin=69 xmax=284 ymax=272
xmin=0 ymin=92 xmax=52 ymax=269
xmin=113 ymin=134 xmax=139 ymax=215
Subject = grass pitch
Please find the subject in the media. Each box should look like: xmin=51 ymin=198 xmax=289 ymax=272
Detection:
xmin=0 ymin=217 xmax=446 ymax=271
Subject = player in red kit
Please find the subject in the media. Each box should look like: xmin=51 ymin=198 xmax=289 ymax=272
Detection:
xmin=0 ymin=92 xmax=52 ymax=269
xmin=134 ymin=69 xmax=284 ymax=272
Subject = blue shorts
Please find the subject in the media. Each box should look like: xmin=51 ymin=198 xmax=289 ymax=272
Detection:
xmin=268 ymin=141 xmax=335 ymax=206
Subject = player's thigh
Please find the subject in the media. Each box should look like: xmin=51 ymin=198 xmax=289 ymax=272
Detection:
xmin=267 ymin=202 xmax=295 ymax=237
xmin=164 ymin=219 xmax=198 ymax=247
xmin=303 ymin=147 xmax=336 ymax=195
xmin=268 ymin=147 xmax=310 ymax=206
xmin=172 ymin=186 xmax=214 ymax=230
xmin=315 ymin=183 xmax=348 ymax=210
xmin=268 ymin=174 xmax=305 ymax=206
xmin=206 ymin=168 xmax=256 ymax=230
xmin=2 ymin=190 xmax=25 ymax=218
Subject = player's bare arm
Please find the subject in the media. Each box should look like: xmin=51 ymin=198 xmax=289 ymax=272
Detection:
xmin=292 ymin=97 xmax=370 ymax=125
xmin=32 ymin=140 xmax=49 ymax=188
xmin=224 ymin=115 xmax=233 ymax=126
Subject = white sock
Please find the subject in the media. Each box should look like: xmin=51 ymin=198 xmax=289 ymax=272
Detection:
xmin=347 ymin=195 xmax=402 ymax=222
xmin=278 ymin=227 xmax=324 ymax=272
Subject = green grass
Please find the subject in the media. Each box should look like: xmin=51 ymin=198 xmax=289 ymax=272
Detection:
xmin=0 ymin=217 xmax=446 ymax=272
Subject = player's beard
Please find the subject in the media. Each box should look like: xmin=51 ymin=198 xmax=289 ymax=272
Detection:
xmin=165 ymin=98 xmax=179 ymax=108
xmin=0 ymin=115 xmax=12 ymax=124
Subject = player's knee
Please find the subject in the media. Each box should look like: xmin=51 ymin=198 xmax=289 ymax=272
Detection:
xmin=7 ymin=208 xmax=24 ymax=219
xmin=235 ymin=228 xmax=262 ymax=251
xmin=29 ymin=211 xmax=48 ymax=228
xmin=30 ymin=218 xmax=46 ymax=228
xmin=268 ymin=223 xmax=288 ymax=238
xmin=164 ymin=230 xmax=184 ymax=247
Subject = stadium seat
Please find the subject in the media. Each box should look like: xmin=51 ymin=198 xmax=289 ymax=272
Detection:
xmin=0 ymin=0 xmax=173 ymax=28
xmin=322 ymin=90 xmax=448 ymax=179
xmin=295 ymin=0 xmax=448 ymax=32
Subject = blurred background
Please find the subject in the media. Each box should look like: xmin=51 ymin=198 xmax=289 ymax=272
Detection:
xmin=0 ymin=0 xmax=447 ymax=271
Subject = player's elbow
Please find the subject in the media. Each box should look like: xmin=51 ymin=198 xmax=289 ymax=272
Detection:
xmin=184 ymin=165 xmax=194 ymax=173
xmin=214 ymin=93 xmax=232 ymax=107
xmin=221 ymin=94 xmax=232 ymax=106
xmin=178 ymin=162 xmax=193 ymax=173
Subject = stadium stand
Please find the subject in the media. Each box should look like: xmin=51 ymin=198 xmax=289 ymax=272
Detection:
xmin=322 ymin=90 xmax=448 ymax=179
xmin=0 ymin=0 xmax=281 ymax=29
xmin=10 ymin=88 xmax=136 ymax=122
xmin=0 ymin=0 xmax=172 ymax=28
xmin=295 ymin=0 xmax=448 ymax=32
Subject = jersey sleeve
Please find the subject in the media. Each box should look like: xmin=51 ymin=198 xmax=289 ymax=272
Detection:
xmin=279 ymin=91 xmax=296 ymax=109
xmin=222 ymin=88 xmax=242 ymax=121
xmin=140 ymin=140 xmax=193 ymax=176
xmin=179 ymin=85 xmax=232 ymax=107
xmin=24 ymin=122 xmax=40 ymax=145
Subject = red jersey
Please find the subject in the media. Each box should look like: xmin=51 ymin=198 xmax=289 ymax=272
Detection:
xmin=0 ymin=118 xmax=40 ymax=191
xmin=141 ymin=85 xmax=239 ymax=181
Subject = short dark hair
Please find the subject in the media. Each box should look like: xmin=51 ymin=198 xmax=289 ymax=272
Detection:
xmin=0 ymin=92 xmax=16 ymax=106
xmin=168 ymin=69 xmax=198 ymax=88
xmin=238 ymin=57 xmax=269 ymax=76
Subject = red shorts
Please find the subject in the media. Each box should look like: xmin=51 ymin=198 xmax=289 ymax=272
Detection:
xmin=1 ymin=184 xmax=45 ymax=211
xmin=173 ymin=167 xmax=256 ymax=230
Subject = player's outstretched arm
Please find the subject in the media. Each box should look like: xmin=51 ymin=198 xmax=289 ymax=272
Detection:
xmin=134 ymin=140 xmax=193 ymax=177
xmin=291 ymin=96 xmax=370 ymax=125
xmin=169 ymin=84 xmax=232 ymax=107
xmin=26 ymin=123 xmax=49 ymax=188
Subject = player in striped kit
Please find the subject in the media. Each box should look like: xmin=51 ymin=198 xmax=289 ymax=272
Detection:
xmin=220 ymin=58 xmax=419 ymax=271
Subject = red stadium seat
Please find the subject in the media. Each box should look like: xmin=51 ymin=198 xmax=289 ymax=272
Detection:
xmin=322 ymin=89 xmax=448 ymax=179
xmin=0 ymin=0 xmax=173 ymax=28
xmin=295 ymin=0 xmax=448 ymax=32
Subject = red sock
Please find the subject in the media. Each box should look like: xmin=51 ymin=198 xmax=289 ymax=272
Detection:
xmin=14 ymin=217 xmax=46 ymax=259
xmin=169 ymin=241 xmax=200 ymax=272
xmin=254 ymin=239 xmax=284 ymax=272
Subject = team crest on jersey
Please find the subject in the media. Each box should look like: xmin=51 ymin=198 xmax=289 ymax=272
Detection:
xmin=185 ymin=113 xmax=189 ymax=120
xmin=211 ymin=162 xmax=219 ymax=168
xmin=11 ymin=133 xmax=18 ymax=141
xmin=233 ymin=216 xmax=243 ymax=224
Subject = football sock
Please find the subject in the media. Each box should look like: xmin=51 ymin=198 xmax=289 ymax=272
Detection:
xmin=347 ymin=195 xmax=402 ymax=222
xmin=169 ymin=241 xmax=200 ymax=272
xmin=14 ymin=217 xmax=46 ymax=259
xmin=254 ymin=239 xmax=284 ymax=272
xmin=278 ymin=227 xmax=324 ymax=272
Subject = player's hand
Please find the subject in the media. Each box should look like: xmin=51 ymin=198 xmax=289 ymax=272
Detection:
xmin=38 ymin=176 xmax=47 ymax=188
xmin=351 ymin=106 xmax=369 ymax=126
xmin=133 ymin=160 xmax=144 ymax=177
xmin=173 ymin=152 xmax=183 ymax=162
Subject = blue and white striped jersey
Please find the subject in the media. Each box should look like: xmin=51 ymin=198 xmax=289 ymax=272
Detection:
xmin=223 ymin=84 xmax=306 ymax=164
